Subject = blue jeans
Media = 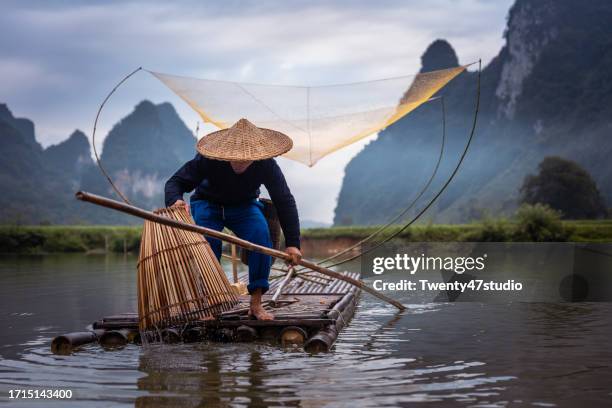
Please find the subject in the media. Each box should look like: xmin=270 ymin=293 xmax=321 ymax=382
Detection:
xmin=190 ymin=199 xmax=272 ymax=294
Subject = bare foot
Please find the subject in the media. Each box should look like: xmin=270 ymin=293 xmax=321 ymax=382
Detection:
xmin=249 ymin=288 xmax=274 ymax=320
xmin=249 ymin=305 xmax=274 ymax=320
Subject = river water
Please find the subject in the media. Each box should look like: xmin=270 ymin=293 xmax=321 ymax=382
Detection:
xmin=0 ymin=254 xmax=610 ymax=407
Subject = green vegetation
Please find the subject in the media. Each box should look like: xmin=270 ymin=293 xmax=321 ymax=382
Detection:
xmin=512 ymin=203 xmax=572 ymax=241
xmin=1 ymin=206 xmax=611 ymax=254
xmin=304 ymin=205 xmax=612 ymax=244
xmin=0 ymin=225 xmax=141 ymax=254
xmin=521 ymin=156 xmax=608 ymax=219
xmin=302 ymin=224 xmax=479 ymax=241
xmin=302 ymin=219 xmax=611 ymax=243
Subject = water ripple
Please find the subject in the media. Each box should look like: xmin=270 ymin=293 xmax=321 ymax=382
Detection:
xmin=1 ymin=255 xmax=611 ymax=407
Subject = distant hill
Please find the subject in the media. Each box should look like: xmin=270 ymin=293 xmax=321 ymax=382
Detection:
xmin=2 ymin=0 xmax=610 ymax=226
xmin=44 ymin=130 xmax=93 ymax=189
xmin=0 ymin=104 xmax=81 ymax=224
xmin=334 ymin=0 xmax=612 ymax=225
xmin=0 ymin=101 xmax=196 ymax=224
xmin=79 ymin=100 xmax=196 ymax=223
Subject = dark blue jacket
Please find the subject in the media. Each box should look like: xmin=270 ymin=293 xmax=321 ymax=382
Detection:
xmin=165 ymin=155 xmax=300 ymax=248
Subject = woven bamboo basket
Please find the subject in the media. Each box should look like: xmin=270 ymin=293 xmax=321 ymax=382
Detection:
xmin=137 ymin=206 xmax=238 ymax=331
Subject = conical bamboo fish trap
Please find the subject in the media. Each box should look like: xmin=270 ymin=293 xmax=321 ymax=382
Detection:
xmin=137 ymin=206 xmax=238 ymax=331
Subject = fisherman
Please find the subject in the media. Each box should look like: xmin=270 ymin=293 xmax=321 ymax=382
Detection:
xmin=164 ymin=118 xmax=301 ymax=321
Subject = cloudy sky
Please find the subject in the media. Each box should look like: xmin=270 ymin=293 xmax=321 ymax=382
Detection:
xmin=1 ymin=0 xmax=513 ymax=223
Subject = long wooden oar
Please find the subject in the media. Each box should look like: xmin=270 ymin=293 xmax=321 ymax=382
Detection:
xmin=75 ymin=191 xmax=406 ymax=311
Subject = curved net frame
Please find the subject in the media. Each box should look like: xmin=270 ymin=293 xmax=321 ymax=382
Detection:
xmin=137 ymin=206 xmax=238 ymax=331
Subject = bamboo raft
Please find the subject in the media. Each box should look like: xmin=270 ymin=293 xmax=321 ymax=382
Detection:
xmin=51 ymin=269 xmax=361 ymax=354
xmin=49 ymin=192 xmax=401 ymax=355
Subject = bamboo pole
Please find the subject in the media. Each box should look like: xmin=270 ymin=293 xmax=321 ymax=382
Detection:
xmin=75 ymin=191 xmax=406 ymax=311
xmin=231 ymin=244 xmax=238 ymax=283
xmin=271 ymin=266 xmax=295 ymax=304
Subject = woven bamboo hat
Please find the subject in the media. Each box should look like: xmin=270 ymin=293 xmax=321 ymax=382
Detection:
xmin=197 ymin=118 xmax=293 ymax=161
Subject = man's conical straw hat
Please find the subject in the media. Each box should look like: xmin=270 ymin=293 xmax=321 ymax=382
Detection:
xmin=197 ymin=118 xmax=293 ymax=161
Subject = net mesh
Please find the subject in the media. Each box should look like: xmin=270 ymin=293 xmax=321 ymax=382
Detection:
xmin=149 ymin=66 xmax=466 ymax=166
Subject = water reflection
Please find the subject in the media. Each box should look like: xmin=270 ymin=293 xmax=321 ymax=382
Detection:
xmin=127 ymin=303 xmax=516 ymax=407
xmin=136 ymin=345 xmax=303 ymax=407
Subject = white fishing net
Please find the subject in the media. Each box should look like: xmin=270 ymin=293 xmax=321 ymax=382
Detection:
xmin=149 ymin=66 xmax=466 ymax=166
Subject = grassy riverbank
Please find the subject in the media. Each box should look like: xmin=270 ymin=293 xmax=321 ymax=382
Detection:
xmin=301 ymin=220 xmax=612 ymax=242
xmin=0 ymin=225 xmax=142 ymax=254
xmin=1 ymin=220 xmax=611 ymax=254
